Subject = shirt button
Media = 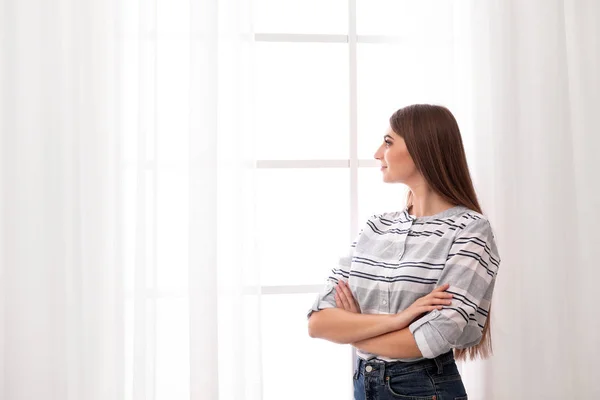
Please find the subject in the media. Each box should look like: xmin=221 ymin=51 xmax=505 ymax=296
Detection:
xmin=382 ymin=300 xmax=387 ymax=305
xmin=365 ymin=366 xmax=373 ymax=372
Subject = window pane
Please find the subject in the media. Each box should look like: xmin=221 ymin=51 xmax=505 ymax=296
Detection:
xmin=262 ymin=293 xmax=353 ymax=400
xmin=255 ymin=42 xmax=349 ymax=160
xmin=156 ymin=298 xmax=190 ymax=400
xmin=357 ymin=42 xmax=455 ymax=159
xmin=255 ymin=0 xmax=347 ymax=34
xmin=358 ymin=167 xmax=409 ymax=225
xmin=356 ymin=0 xmax=454 ymax=36
xmin=256 ymin=168 xmax=350 ymax=285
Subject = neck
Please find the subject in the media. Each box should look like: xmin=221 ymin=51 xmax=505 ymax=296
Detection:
xmin=407 ymin=186 xmax=456 ymax=218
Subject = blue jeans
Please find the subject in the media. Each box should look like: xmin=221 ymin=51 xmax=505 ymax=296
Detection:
xmin=353 ymin=350 xmax=468 ymax=400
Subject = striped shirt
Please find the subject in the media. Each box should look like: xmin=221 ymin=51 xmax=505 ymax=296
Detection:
xmin=307 ymin=205 xmax=501 ymax=362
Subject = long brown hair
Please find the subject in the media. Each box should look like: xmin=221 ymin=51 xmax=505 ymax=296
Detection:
xmin=389 ymin=104 xmax=493 ymax=362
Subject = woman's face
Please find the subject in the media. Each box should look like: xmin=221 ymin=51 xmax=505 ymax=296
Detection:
xmin=373 ymin=126 xmax=419 ymax=184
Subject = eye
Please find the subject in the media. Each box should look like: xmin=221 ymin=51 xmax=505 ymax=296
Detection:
xmin=384 ymin=140 xmax=392 ymax=147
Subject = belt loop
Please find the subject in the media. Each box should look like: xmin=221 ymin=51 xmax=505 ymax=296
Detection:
xmin=379 ymin=361 xmax=386 ymax=383
xmin=354 ymin=358 xmax=361 ymax=380
xmin=434 ymin=354 xmax=443 ymax=375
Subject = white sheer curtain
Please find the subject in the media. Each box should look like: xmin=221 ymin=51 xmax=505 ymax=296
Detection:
xmin=0 ymin=0 xmax=123 ymax=398
xmin=189 ymin=0 xmax=259 ymax=397
xmin=0 ymin=0 xmax=258 ymax=399
xmin=455 ymin=1 xmax=600 ymax=398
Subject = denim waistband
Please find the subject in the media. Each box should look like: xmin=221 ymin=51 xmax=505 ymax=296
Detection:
xmin=355 ymin=350 xmax=454 ymax=380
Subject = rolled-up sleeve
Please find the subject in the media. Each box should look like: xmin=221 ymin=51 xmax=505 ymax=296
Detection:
xmin=409 ymin=218 xmax=501 ymax=358
xmin=306 ymin=227 xmax=364 ymax=319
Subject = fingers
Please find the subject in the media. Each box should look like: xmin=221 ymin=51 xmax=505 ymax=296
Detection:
xmin=417 ymin=297 xmax=452 ymax=307
xmin=432 ymin=283 xmax=450 ymax=292
xmin=336 ymin=280 xmax=358 ymax=313
xmin=429 ymin=293 xmax=453 ymax=304
xmin=429 ymin=284 xmax=452 ymax=302
xmin=431 ymin=292 xmax=453 ymax=299
xmin=335 ymin=281 xmax=353 ymax=311
xmin=418 ymin=290 xmax=453 ymax=307
xmin=335 ymin=289 xmax=350 ymax=310
xmin=334 ymin=287 xmax=344 ymax=308
xmin=334 ymin=291 xmax=342 ymax=308
xmin=428 ymin=305 xmax=444 ymax=311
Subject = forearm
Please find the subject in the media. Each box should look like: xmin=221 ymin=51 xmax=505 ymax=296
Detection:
xmin=352 ymin=327 xmax=423 ymax=359
xmin=308 ymin=308 xmax=401 ymax=344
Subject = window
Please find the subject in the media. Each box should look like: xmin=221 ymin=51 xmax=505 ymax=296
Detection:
xmin=254 ymin=1 xmax=459 ymax=398
xmin=120 ymin=0 xmax=462 ymax=398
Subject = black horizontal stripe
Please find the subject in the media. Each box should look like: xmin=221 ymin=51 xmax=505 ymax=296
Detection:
xmin=453 ymin=236 xmax=500 ymax=267
xmin=331 ymin=268 xmax=350 ymax=278
xmin=408 ymin=230 xmax=444 ymax=238
xmin=412 ymin=220 xmax=463 ymax=230
xmin=366 ymin=220 xmax=410 ymax=236
xmin=453 ymin=236 xmax=486 ymax=247
xmin=412 ymin=221 xmax=444 ymax=226
xmin=352 ymin=258 xmax=399 ymax=270
xmin=446 ymin=290 xmax=488 ymax=315
xmin=447 ymin=251 xmax=496 ymax=277
xmin=444 ymin=306 xmax=469 ymax=323
xmin=352 ymin=257 xmax=446 ymax=271
xmin=442 ymin=307 xmax=484 ymax=328
xmin=377 ymin=218 xmax=393 ymax=226
xmin=433 ymin=219 xmax=465 ymax=229
xmin=378 ymin=216 xmax=411 ymax=225
xmin=399 ymin=260 xmax=446 ymax=267
xmin=461 ymin=249 xmax=490 ymax=269
xmin=397 ymin=262 xmax=444 ymax=271
xmin=350 ymin=270 xmax=437 ymax=285
xmin=353 ymin=256 xmax=399 ymax=268
xmin=366 ymin=220 xmax=386 ymax=235
xmin=476 ymin=308 xmax=489 ymax=317
xmin=446 ymin=290 xmax=478 ymax=309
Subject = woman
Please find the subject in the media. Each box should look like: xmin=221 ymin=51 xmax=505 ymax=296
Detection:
xmin=307 ymin=104 xmax=500 ymax=400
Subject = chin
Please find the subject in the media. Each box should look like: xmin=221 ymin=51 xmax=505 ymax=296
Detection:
xmin=382 ymin=175 xmax=395 ymax=183
xmin=382 ymin=173 xmax=404 ymax=184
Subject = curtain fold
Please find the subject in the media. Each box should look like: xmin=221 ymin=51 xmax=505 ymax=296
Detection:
xmin=0 ymin=0 xmax=258 ymax=398
xmin=0 ymin=0 xmax=123 ymax=398
xmin=190 ymin=0 xmax=259 ymax=398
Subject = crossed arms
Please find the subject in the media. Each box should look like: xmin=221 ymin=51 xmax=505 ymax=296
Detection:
xmin=308 ymin=308 xmax=424 ymax=359
xmin=308 ymin=281 xmax=453 ymax=359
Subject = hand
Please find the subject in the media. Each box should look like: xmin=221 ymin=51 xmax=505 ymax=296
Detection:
xmin=393 ymin=283 xmax=453 ymax=328
xmin=334 ymin=280 xmax=361 ymax=313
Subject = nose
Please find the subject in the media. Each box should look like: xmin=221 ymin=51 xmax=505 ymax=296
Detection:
xmin=374 ymin=145 xmax=383 ymax=160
